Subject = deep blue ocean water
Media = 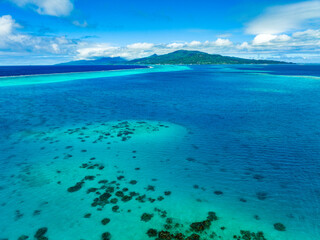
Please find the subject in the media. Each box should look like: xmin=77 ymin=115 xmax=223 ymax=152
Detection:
xmin=0 ymin=64 xmax=319 ymax=240
xmin=0 ymin=65 xmax=146 ymax=77
xmin=234 ymin=64 xmax=320 ymax=77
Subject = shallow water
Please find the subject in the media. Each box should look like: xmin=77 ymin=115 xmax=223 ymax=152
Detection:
xmin=0 ymin=65 xmax=189 ymax=87
xmin=0 ymin=64 xmax=320 ymax=240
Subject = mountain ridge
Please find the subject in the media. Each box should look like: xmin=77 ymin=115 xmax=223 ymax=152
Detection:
xmin=59 ymin=50 xmax=291 ymax=65
xmin=58 ymin=57 xmax=127 ymax=65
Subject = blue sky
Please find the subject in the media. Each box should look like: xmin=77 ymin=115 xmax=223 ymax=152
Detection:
xmin=0 ymin=0 xmax=320 ymax=64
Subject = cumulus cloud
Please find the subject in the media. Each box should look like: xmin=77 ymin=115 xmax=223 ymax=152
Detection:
xmin=74 ymin=38 xmax=236 ymax=60
xmin=76 ymin=42 xmax=163 ymax=60
xmin=246 ymin=0 xmax=320 ymax=34
xmin=1 ymin=13 xmax=320 ymax=64
xmin=234 ymin=30 xmax=320 ymax=63
xmin=213 ymin=38 xmax=233 ymax=46
xmin=0 ymin=15 xmax=24 ymax=48
xmin=126 ymin=42 xmax=154 ymax=49
xmin=0 ymin=15 xmax=77 ymax=55
xmin=240 ymin=1 xmax=320 ymax=62
xmin=252 ymin=34 xmax=291 ymax=45
xmin=237 ymin=42 xmax=251 ymax=50
xmin=0 ymin=15 xmax=20 ymax=37
xmin=188 ymin=41 xmax=202 ymax=47
xmin=76 ymin=43 xmax=120 ymax=59
xmin=167 ymin=42 xmax=185 ymax=48
xmin=74 ymin=31 xmax=320 ymax=63
xmin=9 ymin=0 xmax=74 ymax=17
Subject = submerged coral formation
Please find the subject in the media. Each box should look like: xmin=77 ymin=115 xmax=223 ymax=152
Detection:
xmin=143 ymin=212 xmax=219 ymax=240
xmin=35 ymin=227 xmax=48 ymax=240
xmin=273 ymin=223 xmax=286 ymax=231
xmin=1 ymin=120 xmax=288 ymax=240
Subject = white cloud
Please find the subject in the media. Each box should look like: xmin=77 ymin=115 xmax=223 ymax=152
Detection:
xmin=0 ymin=15 xmax=23 ymax=48
xmin=1 ymin=14 xmax=320 ymax=64
xmin=237 ymin=42 xmax=251 ymax=50
xmin=241 ymin=1 xmax=320 ymax=62
xmin=10 ymin=0 xmax=74 ymax=17
xmin=188 ymin=41 xmax=201 ymax=47
xmin=253 ymin=34 xmax=277 ymax=45
xmin=277 ymin=34 xmax=291 ymax=42
xmin=167 ymin=42 xmax=186 ymax=48
xmin=0 ymin=15 xmax=20 ymax=37
xmin=126 ymin=42 xmax=154 ymax=49
xmin=213 ymin=38 xmax=233 ymax=46
xmin=293 ymin=29 xmax=320 ymax=38
xmin=0 ymin=15 xmax=77 ymax=55
xmin=234 ymin=30 xmax=320 ymax=63
xmin=76 ymin=42 xmax=162 ymax=60
xmin=76 ymin=43 xmax=120 ymax=59
xmin=74 ymin=32 xmax=320 ymax=63
xmin=72 ymin=20 xmax=88 ymax=28
xmin=246 ymin=0 xmax=320 ymax=34
xmin=75 ymin=39 xmax=236 ymax=60
xmin=51 ymin=43 xmax=59 ymax=53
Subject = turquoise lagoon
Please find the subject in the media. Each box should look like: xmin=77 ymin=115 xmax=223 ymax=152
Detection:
xmin=0 ymin=65 xmax=319 ymax=240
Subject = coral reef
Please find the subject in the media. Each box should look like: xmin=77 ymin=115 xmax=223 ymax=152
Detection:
xmin=273 ymin=223 xmax=286 ymax=231
xmin=141 ymin=213 xmax=154 ymax=222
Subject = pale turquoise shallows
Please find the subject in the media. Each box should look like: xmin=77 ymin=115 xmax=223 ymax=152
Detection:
xmin=0 ymin=65 xmax=190 ymax=87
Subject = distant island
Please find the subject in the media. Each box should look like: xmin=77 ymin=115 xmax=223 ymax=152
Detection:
xmin=59 ymin=57 xmax=128 ymax=65
xmin=59 ymin=50 xmax=290 ymax=65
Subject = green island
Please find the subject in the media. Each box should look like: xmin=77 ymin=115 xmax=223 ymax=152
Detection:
xmin=59 ymin=50 xmax=290 ymax=65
